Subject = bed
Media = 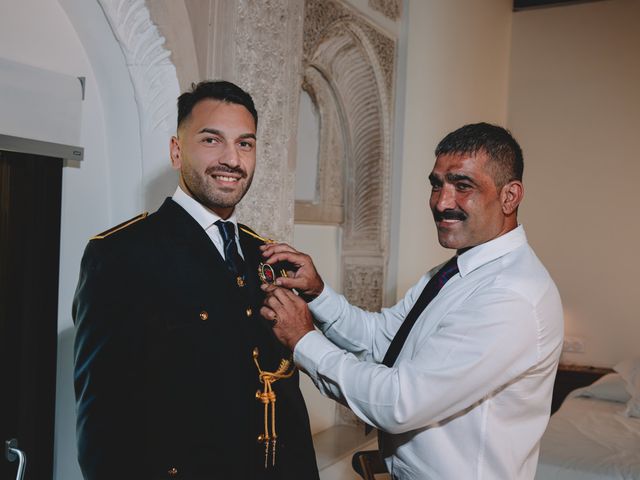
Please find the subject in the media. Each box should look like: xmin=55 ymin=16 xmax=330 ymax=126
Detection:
xmin=536 ymin=360 xmax=640 ymax=480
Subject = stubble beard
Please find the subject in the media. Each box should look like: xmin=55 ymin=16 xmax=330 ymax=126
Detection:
xmin=182 ymin=167 xmax=254 ymax=212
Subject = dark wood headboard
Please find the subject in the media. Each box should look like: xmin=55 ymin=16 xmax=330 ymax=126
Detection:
xmin=551 ymin=364 xmax=615 ymax=414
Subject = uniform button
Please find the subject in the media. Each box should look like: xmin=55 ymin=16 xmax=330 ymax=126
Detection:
xmin=199 ymin=310 xmax=208 ymax=321
xmin=168 ymin=467 xmax=178 ymax=477
xmin=246 ymin=308 xmax=253 ymax=317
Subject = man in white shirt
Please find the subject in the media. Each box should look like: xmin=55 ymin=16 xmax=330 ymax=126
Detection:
xmin=260 ymin=123 xmax=564 ymax=479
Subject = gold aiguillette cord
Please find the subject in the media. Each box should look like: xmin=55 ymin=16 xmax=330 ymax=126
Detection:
xmin=253 ymin=347 xmax=296 ymax=468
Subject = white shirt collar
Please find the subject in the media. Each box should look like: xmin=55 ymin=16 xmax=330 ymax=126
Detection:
xmin=172 ymin=186 xmax=240 ymax=233
xmin=457 ymin=225 xmax=528 ymax=278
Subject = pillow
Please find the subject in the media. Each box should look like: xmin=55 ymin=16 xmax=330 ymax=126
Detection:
xmin=614 ymin=357 xmax=640 ymax=393
xmin=623 ymin=394 xmax=640 ymax=418
xmin=614 ymin=357 xmax=640 ymax=418
xmin=573 ymin=373 xmax=631 ymax=403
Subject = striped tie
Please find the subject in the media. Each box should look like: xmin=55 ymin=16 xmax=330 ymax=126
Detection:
xmin=215 ymin=220 xmax=246 ymax=284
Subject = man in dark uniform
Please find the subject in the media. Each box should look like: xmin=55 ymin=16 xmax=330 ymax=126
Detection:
xmin=73 ymin=81 xmax=319 ymax=480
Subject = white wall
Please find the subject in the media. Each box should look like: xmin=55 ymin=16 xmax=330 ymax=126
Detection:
xmin=396 ymin=0 xmax=513 ymax=297
xmin=294 ymin=225 xmax=343 ymax=436
xmin=0 ymin=1 xmax=141 ymax=478
xmin=508 ymin=0 xmax=640 ymax=367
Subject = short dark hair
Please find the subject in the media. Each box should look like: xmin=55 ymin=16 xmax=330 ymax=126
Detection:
xmin=177 ymin=80 xmax=258 ymax=130
xmin=435 ymin=123 xmax=523 ymax=187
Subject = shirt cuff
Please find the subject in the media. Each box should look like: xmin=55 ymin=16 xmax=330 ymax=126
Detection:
xmin=307 ymin=283 xmax=337 ymax=314
xmin=293 ymin=330 xmax=339 ymax=379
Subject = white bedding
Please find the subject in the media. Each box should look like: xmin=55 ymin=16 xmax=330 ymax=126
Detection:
xmin=535 ymin=395 xmax=640 ymax=479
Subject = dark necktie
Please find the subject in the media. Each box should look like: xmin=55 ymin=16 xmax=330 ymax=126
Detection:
xmin=382 ymin=256 xmax=459 ymax=367
xmin=215 ymin=220 xmax=246 ymax=283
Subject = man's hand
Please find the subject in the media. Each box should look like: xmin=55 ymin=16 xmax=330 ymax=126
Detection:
xmin=260 ymin=284 xmax=315 ymax=351
xmin=260 ymin=243 xmax=324 ymax=300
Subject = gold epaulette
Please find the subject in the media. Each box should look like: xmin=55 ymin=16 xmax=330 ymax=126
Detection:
xmin=90 ymin=212 xmax=148 ymax=240
xmin=239 ymin=225 xmax=276 ymax=244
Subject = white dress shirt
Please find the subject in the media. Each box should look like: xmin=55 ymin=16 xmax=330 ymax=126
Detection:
xmin=294 ymin=226 xmax=563 ymax=480
xmin=172 ymin=186 xmax=244 ymax=259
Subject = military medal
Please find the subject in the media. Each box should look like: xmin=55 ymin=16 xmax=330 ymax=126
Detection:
xmin=236 ymin=227 xmax=287 ymax=286
xmin=258 ymin=263 xmax=276 ymax=285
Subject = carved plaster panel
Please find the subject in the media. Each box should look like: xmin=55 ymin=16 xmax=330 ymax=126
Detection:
xmin=303 ymin=0 xmax=395 ymax=97
xmin=368 ymin=0 xmax=401 ymax=21
xmin=343 ymin=263 xmax=384 ymax=312
xmin=231 ymin=0 xmax=304 ymax=242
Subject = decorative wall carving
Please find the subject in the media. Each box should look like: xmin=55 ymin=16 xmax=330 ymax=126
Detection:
xmin=300 ymin=0 xmax=396 ymax=312
xmin=303 ymin=0 xmax=395 ymax=96
xmin=146 ymin=0 xmax=201 ymax=92
xmin=368 ymin=0 xmax=402 ymax=21
xmin=231 ymin=0 xmax=304 ymax=242
xmin=99 ymin=0 xmax=178 ymax=134
xmin=343 ymin=263 xmax=384 ymax=312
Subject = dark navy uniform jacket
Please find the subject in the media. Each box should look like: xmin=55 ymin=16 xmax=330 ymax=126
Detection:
xmin=73 ymin=198 xmax=319 ymax=480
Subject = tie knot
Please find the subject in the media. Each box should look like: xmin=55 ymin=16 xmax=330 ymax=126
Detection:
xmin=215 ymin=220 xmax=236 ymax=243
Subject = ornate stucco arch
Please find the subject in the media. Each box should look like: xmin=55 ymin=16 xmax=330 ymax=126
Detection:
xmin=98 ymin=0 xmax=181 ymax=211
xmin=298 ymin=0 xmax=396 ymax=311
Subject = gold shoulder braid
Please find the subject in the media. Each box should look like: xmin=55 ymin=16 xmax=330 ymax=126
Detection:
xmin=90 ymin=212 xmax=148 ymax=240
xmin=239 ymin=226 xmax=275 ymax=244
xmin=252 ymin=347 xmax=296 ymax=468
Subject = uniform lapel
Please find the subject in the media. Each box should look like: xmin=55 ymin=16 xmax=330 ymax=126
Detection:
xmin=155 ymin=198 xmax=242 ymax=295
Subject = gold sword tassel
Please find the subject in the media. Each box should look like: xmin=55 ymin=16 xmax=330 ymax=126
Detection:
xmin=253 ymin=348 xmax=296 ymax=468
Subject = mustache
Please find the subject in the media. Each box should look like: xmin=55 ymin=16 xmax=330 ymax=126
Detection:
xmin=433 ymin=209 xmax=468 ymax=222
xmin=206 ymin=165 xmax=246 ymax=178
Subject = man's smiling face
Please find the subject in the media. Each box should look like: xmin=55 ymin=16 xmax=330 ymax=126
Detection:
xmin=170 ymin=98 xmax=257 ymax=219
xmin=429 ymin=150 xmax=511 ymax=252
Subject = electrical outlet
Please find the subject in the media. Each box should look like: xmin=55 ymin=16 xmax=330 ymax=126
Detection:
xmin=563 ymin=336 xmax=585 ymax=353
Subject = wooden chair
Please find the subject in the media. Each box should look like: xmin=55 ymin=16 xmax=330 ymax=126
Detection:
xmin=352 ymin=449 xmax=389 ymax=479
